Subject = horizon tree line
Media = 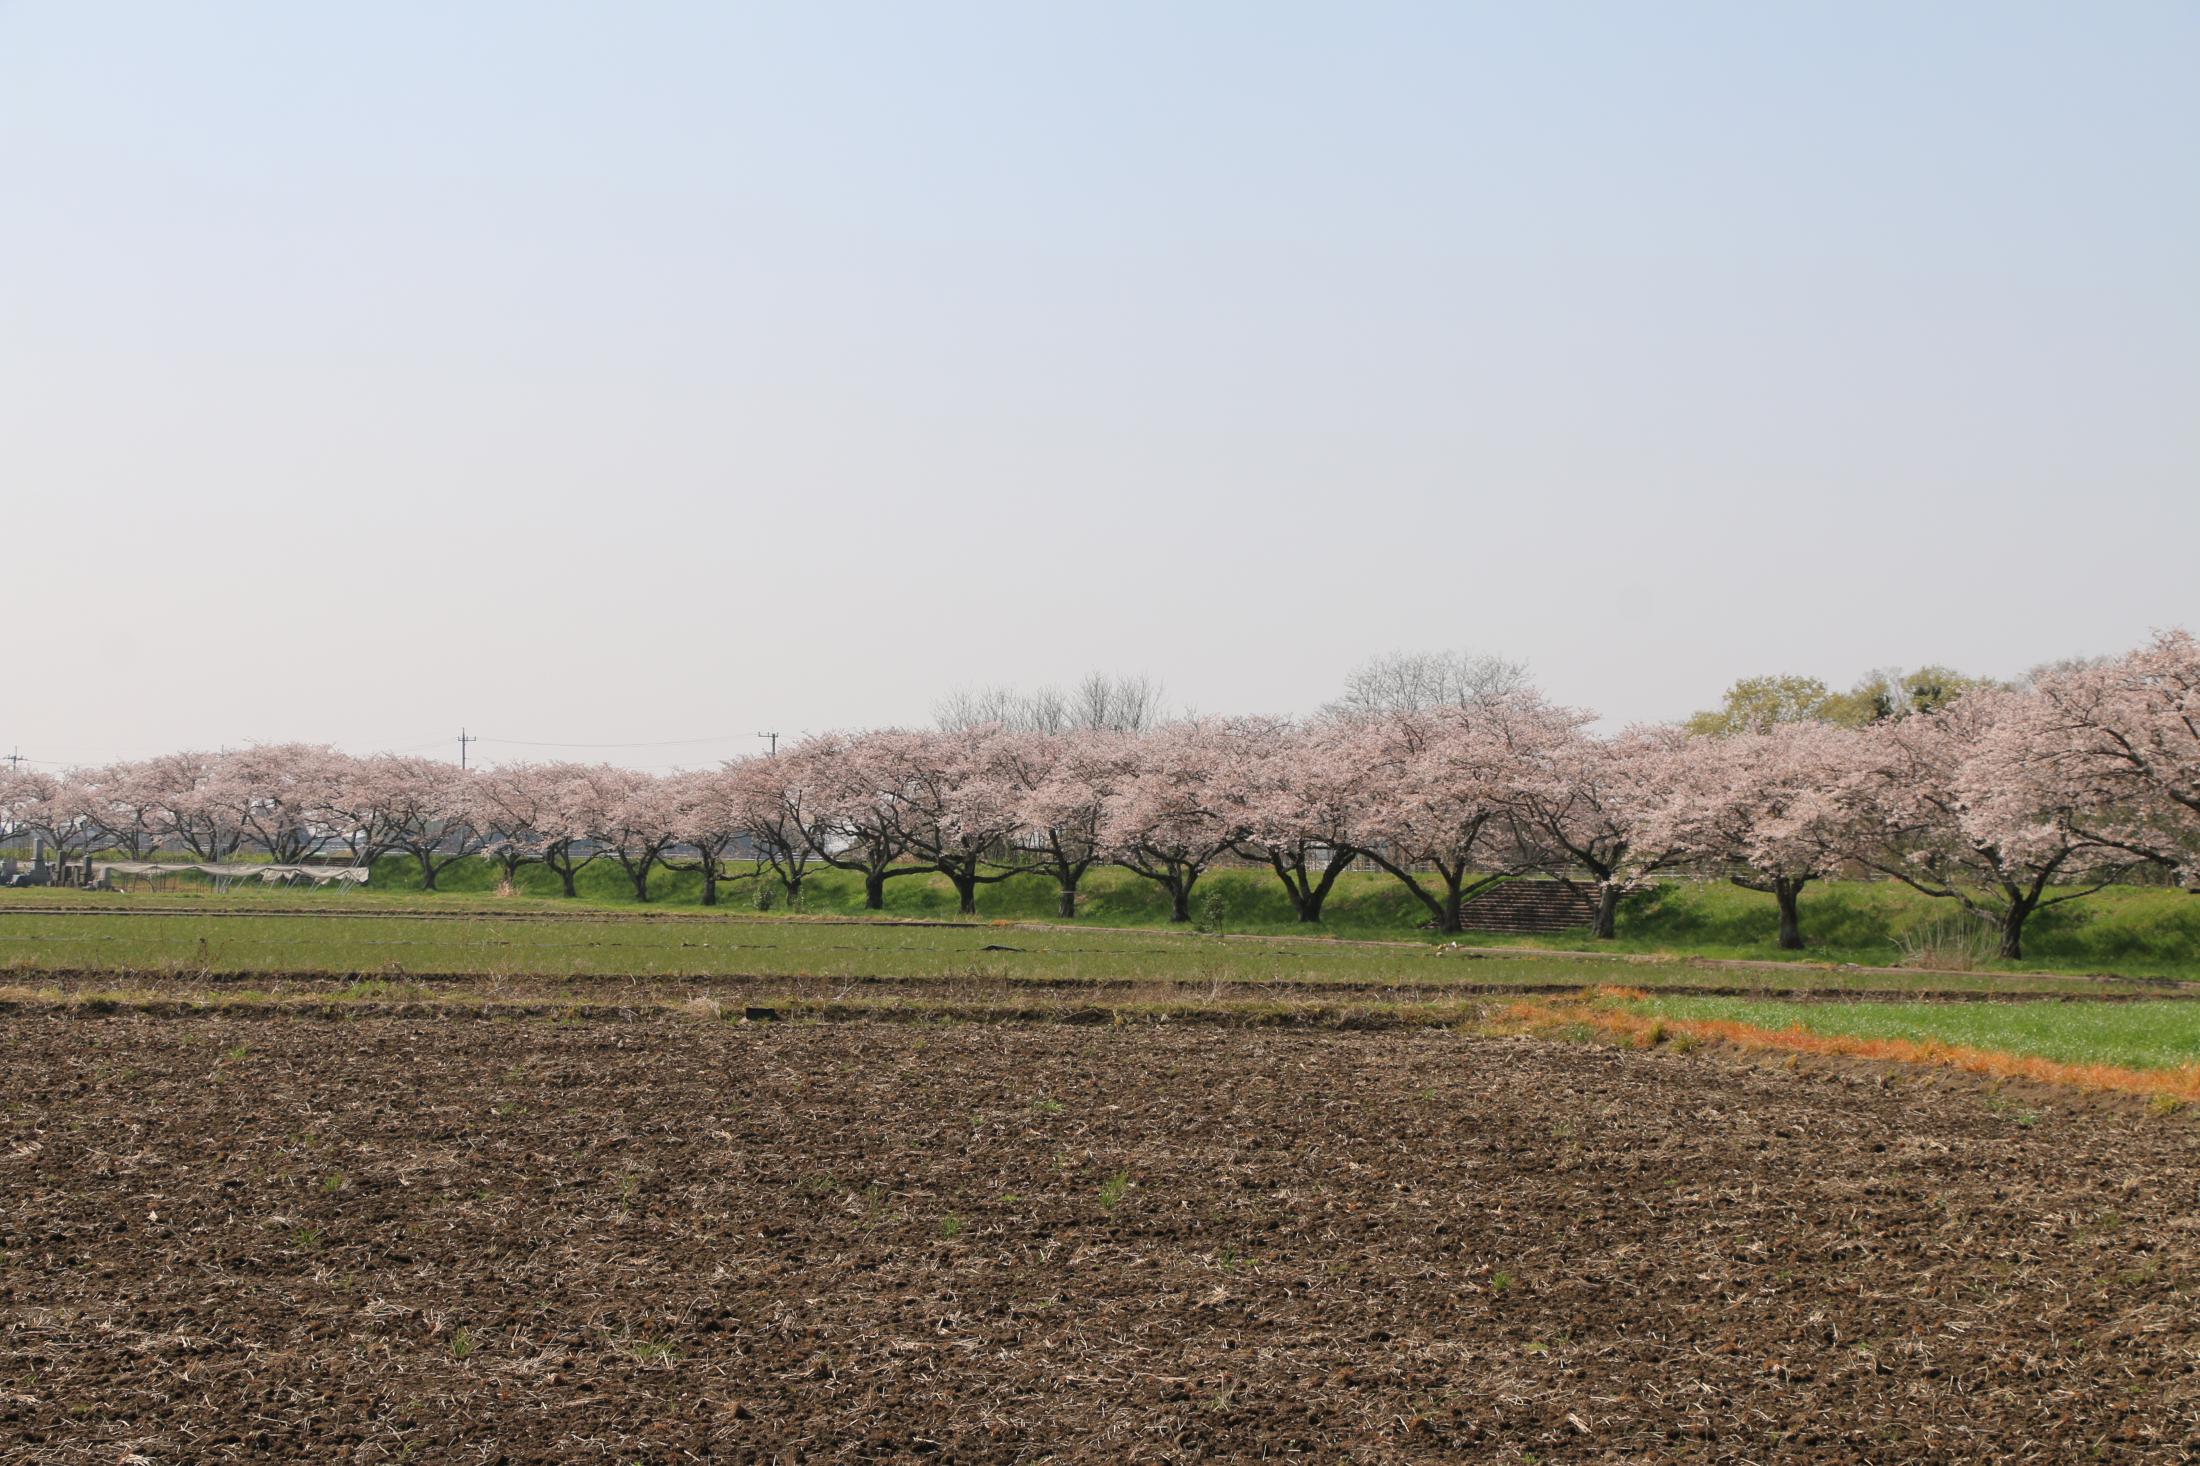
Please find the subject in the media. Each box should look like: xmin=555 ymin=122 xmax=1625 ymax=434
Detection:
xmin=3 ymin=638 xmax=2195 ymax=958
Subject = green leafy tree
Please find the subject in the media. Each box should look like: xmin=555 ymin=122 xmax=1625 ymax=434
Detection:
xmin=1693 ymin=667 xmax=1999 ymax=736
xmin=1685 ymin=676 xmax=1836 ymax=736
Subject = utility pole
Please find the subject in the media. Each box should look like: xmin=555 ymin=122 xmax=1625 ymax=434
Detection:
xmin=458 ymin=728 xmax=478 ymax=769
xmin=756 ymin=731 xmax=778 ymax=757
xmin=3 ymin=749 xmax=22 ymax=773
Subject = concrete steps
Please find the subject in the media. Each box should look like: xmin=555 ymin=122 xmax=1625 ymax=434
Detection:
xmin=1454 ymin=879 xmax=1601 ymax=934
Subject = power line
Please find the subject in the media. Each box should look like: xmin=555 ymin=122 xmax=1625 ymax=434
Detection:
xmin=353 ymin=730 xmax=459 ymax=751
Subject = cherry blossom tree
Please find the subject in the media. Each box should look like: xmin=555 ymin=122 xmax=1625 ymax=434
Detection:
xmin=0 ymin=767 xmax=103 ymax=865
xmin=471 ymin=763 xmax=554 ymax=889
xmin=1345 ymin=699 xmax=1547 ymax=934
xmin=473 ymin=762 xmax=619 ymax=896
xmin=660 ymin=768 xmax=759 ymax=907
xmin=138 ymin=751 xmax=250 ymax=861
xmin=2006 ymin=631 xmax=2200 ymax=886
xmin=1218 ymin=717 xmax=1362 ymax=924
xmin=587 ymin=768 xmax=681 ymax=902
xmin=1645 ymin=722 xmax=1866 ymax=948
xmin=787 ymin=732 xmax=929 ymax=911
xmin=1847 ymin=691 xmax=2135 ymax=960
xmin=72 ymin=760 xmax=170 ymax=858
xmin=226 ymin=744 xmax=351 ymax=864
xmin=1098 ymin=720 xmax=1248 ymax=923
xmin=319 ymin=757 xmax=410 ymax=868
xmin=541 ymin=764 xmax=631 ymax=896
xmin=1003 ymin=728 xmax=1123 ymax=919
xmin=1507 ymin=719 xmax=1688 ymax=940
xmin=359 ymin=756 xmax=487 ymax=891
xmin=724 ymin=754 xmax=832 ymax=908
xmin=859 ymin=726 xmax=1032 ymax=916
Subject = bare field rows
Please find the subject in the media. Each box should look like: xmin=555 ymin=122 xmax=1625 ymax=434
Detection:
xmin=7 ymin=902 xmax=2198 ymax=1462
xmin=6 ymin=1015 xmax=2199 ymax=1463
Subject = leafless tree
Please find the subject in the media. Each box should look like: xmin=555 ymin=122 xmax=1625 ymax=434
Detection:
xmin=937 ymin=673 xmax=1164 ymax=735
xmin=1322 ymin=650 xmax=1531 ymax=720
xmin=1067 ymin=672 xmax=1164 ymax=734
xmin=934 ymin=684 xmax=1028 ymax=731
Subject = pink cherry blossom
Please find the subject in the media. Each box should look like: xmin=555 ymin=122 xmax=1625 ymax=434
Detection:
xmin=1642 ymin=721 xmax=1868 ymax=948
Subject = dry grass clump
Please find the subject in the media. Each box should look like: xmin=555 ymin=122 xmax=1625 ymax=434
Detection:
xmin=1893 ymin=913 xmax=2002 ymax=971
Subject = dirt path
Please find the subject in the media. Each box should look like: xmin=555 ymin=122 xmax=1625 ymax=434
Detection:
xmin=5 ymin=1017 xmax=2196 ymax=1462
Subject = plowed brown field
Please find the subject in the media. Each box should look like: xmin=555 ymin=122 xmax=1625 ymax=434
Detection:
xmin=4 ymin=1015 xmax=2195 ymax=1463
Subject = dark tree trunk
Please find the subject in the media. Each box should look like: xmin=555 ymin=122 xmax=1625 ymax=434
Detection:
xmin=629 ymin=859 xmax=654 ymax=902
xmin=700 ymin=866 xmax=718 ymax=907
xmin=1120 ymin=854 xmax=1203 ymax=923
xmin=1774 ymin=878 xmax=1804 ymax=950
xmin=1591 ymin=881 xmax=1622 ymax=940
xmin=1267 ymin=845 xmax=1346 ymax=915
xmin=1361 ymin=852 xmax=1475 ymax=934
xmin=1267 ymin=853 xmax=1321 ymax=923
xmin=557 ymin=861 xmax=577 ymax=898
xmin=864 ymin=869 xmax=886 ymax=910
xmin=949 ymin=868 xmax=979 ymax=916
xmin=1299 ymin=848 xmax=1356 ymax=923
xmin=1047 ymin=852 xmax=1090 ymax=919
xmin=1999 ymin=901 xmax=2032 ymax=960
xmin=416 ymin=849 xmax=439 ymax=892
xmin=1439 ymin=885 xmax=1464 ymax=935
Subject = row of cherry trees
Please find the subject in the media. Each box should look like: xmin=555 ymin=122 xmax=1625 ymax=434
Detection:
xmin=4 ymin=632 xmax=2194 ymax=955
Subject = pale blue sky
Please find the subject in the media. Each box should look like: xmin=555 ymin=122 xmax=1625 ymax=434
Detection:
xmin=3 ymin=3 xmax=2194 ymax=766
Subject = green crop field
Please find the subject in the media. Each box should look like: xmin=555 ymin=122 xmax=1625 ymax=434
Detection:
xmin=1628 ymin=994 xmax=2200 ymax=1072
xmin=0 ymin=899 xmax=2190 ymax=1000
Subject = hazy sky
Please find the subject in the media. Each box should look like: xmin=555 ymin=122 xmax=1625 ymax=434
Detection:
xmin=3 ymin=2 xmax=2194 ymax=769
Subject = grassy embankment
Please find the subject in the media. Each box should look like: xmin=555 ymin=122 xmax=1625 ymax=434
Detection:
xmin=21 ymin=855 xmax=2200 ymax=978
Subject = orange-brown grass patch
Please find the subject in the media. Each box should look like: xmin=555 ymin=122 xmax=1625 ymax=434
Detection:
xmin=1505 ymin=996 xmax=2200 ymax=1104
